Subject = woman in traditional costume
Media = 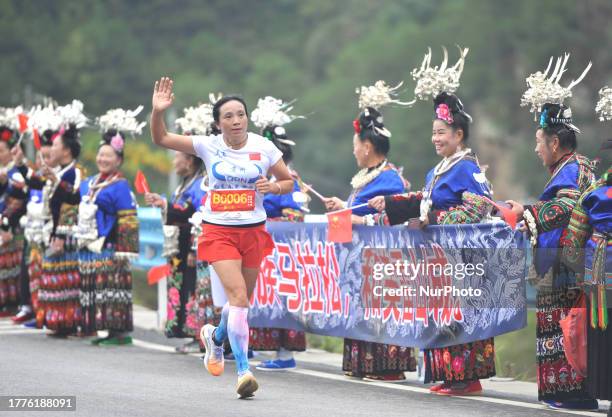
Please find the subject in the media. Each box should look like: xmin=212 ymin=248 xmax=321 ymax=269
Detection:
xmin=0 ymin=106 xmax=27 ymax=318
xmin=77 ymin=106 xmax=142 ymax=345
xmin=34 ymin=100 xmax=87 ymax=335
xmin=506 ymin=55 xmax=598 ymax=410
xmin=14 ymin=103 xmax=62 ymax=326
xmin=324 ymin=80 xmax=415 ymax=382
xmin=369 ymin=48 xmax=496 ymax=395
xmin=561 ymin=86 xmax=612 ymax=414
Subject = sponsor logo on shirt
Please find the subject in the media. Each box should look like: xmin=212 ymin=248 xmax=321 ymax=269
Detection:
xmin=211 ymin=161 xmax=262 ymax=184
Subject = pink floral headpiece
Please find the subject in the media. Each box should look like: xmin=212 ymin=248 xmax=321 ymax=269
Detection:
xmin=435 ymin=103 xmax=454 ymax=124
xmin=110 ymin=133 xmax=124 ymax=153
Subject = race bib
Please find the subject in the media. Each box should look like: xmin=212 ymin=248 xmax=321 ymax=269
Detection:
xmin=210 ymin=189 xmax=255 ymax=212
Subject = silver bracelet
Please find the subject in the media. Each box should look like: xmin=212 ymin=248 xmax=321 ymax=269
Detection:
xmin=363 ymin=214 xmax=375 ymax=226
xmin=523 ymin=209 xmax=538 ymax=247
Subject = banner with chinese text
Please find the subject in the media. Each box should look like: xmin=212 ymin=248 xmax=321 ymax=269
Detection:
xmin=249 ymin=222 xmax=527 ymax=349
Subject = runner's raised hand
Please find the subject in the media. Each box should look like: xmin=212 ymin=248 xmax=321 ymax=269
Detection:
xmin=152 ymin=76 xmax=175 ymax=113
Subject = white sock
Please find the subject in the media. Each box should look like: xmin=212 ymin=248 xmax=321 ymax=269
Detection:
xmin=277 ymin=347 xmax=294 ymax=361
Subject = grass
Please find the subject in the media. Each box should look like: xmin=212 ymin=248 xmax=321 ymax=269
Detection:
xmin=132 ymin=268 xmax=158 ymax=310
xmin=306 ymin=334 xmax=345 ymax=354
xmin=493 ymin=310 xmax=537 ymax=381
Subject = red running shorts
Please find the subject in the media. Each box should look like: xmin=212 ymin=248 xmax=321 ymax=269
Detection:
xmin=197 ymin=223 xmax=275 ymax=268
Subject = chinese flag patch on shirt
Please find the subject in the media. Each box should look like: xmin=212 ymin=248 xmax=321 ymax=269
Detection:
xmin=249 ymin=152 xmax=261 ymax=161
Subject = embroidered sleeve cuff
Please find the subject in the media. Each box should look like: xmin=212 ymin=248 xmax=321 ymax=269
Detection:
xmin=384 ymin=194 xmax=421 ymax=226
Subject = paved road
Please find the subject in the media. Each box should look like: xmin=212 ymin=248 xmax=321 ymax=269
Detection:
xmin=0 ymin=319 xmax=608 ymax=417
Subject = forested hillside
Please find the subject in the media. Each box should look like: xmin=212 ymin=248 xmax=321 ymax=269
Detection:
xmin=2 ymin=0 xmax=611 ymax=206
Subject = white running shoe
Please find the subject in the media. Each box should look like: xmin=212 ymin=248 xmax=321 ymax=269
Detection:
xmin=200 ymin=324 xmax=224 ymax=376
xmin=236 ymin=371 xmax=258 ymax=399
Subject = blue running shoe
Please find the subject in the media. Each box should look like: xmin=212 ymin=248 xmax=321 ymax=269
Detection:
xmin=22 ymin=318 xmax=37 ymax=328
xmin=256 ymin=358 xmax=296 ymax=371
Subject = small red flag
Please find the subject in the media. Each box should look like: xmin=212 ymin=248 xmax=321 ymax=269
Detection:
xmin=33 ymin=129 xmax=41 ymax=150
xmin=18 ymin=114 xmax=28 ymax=133
xmin=249 ymin=152 xmax=261 ymax=161
xmin=497 ymin=204 xmax=518 ymax=230
xmin=147 ymin=264 xmax=171 ymax=285
xmin=486 ymin=198 xmax=517 ymax=230
xmin=327 ymin=209 xmax=353 ymax=243
xmin=135 ymin=170 xmax=150 ymax=194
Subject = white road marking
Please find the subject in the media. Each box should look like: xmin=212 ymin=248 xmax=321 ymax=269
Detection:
xmin=127 ymin=336 xmax=605 ymax=417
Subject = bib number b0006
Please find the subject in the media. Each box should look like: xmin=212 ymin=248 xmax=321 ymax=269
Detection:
xmin=210 ymin=190 xmax=255 ymax=212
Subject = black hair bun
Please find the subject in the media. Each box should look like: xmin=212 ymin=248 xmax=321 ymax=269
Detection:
xmin=359 ymin=107 xmax=385 ymax=132
xmin=101 ymin=128 xmax=126 ymax=143
xmin=62 ymin=123 xmax=80 ymax=141
xmin=41 ymin=129 xmax=57 ymax=146
xmin=60 ymin=123 xmax=82 ymax=159
xmin=434 ymin=92 xmax=465 ymax=114
xmin=100 ymin=128 xmax=126 ymax=156
xmin=539 ymin=103 xmax=573 ymax=127
xmin=262 ymin=125 xmax=294 ymax=163
xmin=262 ymin=125 xmax=289 ymax=141
xmin=433 ymin=92 xmax=473 ymax=124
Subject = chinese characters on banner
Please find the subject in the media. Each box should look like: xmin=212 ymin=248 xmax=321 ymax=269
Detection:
xmin=248 ymin=222 xmax=528 ymax=349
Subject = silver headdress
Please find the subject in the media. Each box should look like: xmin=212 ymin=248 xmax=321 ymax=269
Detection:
xmin=407 ymin=46 xmax=469 ymax=104
xmin=175 ymin=93 xmax=222 ymax=135
xmin=0 ymin=106 xmax=24 ymax=130
xmin=250 ymin=96 xmax=304 ymax=146
xmin=96 ymin=105 xmax=146 ymax=136
xmin=520 ymin=53 xmax=592 ymax=118
xmin=356 ymin=81 xmax=410 ymax=110
xmin=27 ymin=103 xmax=63 ymax=133
xmin=56 ymin=99 xmax=88 ymax=129
xmin=595 ymin=86 xmax=612 ymax=122
xmin=355 ymin=80 xmax=411 ymax=138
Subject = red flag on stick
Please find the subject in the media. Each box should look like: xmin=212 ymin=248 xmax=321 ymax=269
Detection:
xmin=496 ymin=204 xmax=518 ymax=230
xmin=32 ymin=129 xmax=41 ymax=150
xmin=147 ymin=264 xmax=171 ymax=285
xmin=483 ymin=197 xmax=517 ymax=230
xmin=327 ymin=209 xmax=353 ymax=243
xmin=135 ymin=170 xmax=151 ymax=194
xmin=18 ymin=114 xmax=28 ymax=133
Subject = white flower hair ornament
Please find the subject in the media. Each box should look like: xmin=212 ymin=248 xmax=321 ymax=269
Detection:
xmin=175 ymin=93 xmax=222 ymax=135
xmin=96 ymin=105 xmax=146 ymax=154
xmin=0 ymin=106 xmax=25 ymax=131
xmin=56 ymin=99 xmax=88 ymax=130
xmin=251 ymin=96 xmax=304 ymax=146
xmin=27 ymin=103 xmax=63 ymax=134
